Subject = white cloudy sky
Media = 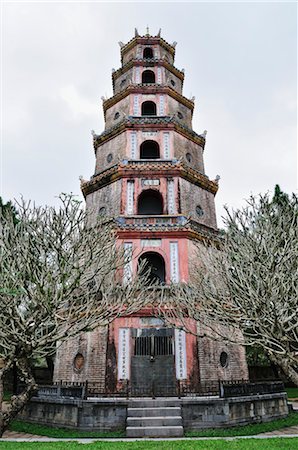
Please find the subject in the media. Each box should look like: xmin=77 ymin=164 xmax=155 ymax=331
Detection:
xmin=2 ymin=1 xmax=297 ymax=227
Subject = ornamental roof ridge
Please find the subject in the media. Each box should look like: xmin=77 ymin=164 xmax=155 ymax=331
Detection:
xmin=120 ymin=34 xmax=176 ymax=59
xmin=103 ymin=84 xmax=194 ymax=114
xmin=92 ymin=116 xmax=206 ymax=149
xmin=115 ymin=217 xmax=219 ymax=242
xmin=112 ymin=58 xmax=184 ymax=81
xmin=81 ymin=159 xmax=218 ymax=197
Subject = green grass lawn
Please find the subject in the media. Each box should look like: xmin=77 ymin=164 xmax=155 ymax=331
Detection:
xmin=10 ymin=421 xmax=125 ymax=438
xmin=286 ymin=388 xmax=298 ymax=399
xmin=1 ymin=438 xmax=298 ymax=449
xmin=185 ymin=412 xmax=298 ymax=437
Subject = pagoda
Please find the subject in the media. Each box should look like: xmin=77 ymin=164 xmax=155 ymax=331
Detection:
xmin=53 ymin=29 xmax=248 ymax=393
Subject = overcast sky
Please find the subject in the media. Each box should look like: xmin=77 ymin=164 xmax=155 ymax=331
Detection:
xmin=2 ymin=1 xmax=297 ymax=227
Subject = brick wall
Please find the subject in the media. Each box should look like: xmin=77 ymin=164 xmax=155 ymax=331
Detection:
xmin=53 ymin=326 xmax=108 ymax=388
xmin=95 ymin=132 xmax=127 ymax=173
xmin=173 ymin=133 xmax=205 ymax=173
xmin=179 ymin=177 xmax=217 ymax=229
xmin=86 ymin=180 xmax=122 ymax=219
xmin=197 ymin=322 xmax=249 ymax=381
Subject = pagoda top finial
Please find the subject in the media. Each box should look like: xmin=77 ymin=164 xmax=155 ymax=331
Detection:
xmin=146 ymin=26 xmax=150 ymax=36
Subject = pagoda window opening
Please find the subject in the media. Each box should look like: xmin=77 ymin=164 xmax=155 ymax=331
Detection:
xmin=143 ymin=47 xmax=153 ymax=59
xmin=137 ymin=189 xmax=163 ymax=215
xmin=140 ymin=140 xmax=160 ymax=159
xmin=138 ymin=252 xmax=166 ymax=284
xmin=141 ymin=101 xmax=156 ymax=116
xmin=142 ymin=70 xmax=155 ymax=84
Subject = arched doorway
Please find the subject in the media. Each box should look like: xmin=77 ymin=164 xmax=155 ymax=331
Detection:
xmin=143 ymin=47 xmax=153 ymax=59
xmin=141 ymin=101 xmax=156 ymax=116
xmin=142 ymin=70 xmax=155 ymax=84
xmin=137 ymin=190 xmax=163 ymax=215
xmin=138 ymin=251 xmax=166 ymax=284
xmin=140 ymin=140 xmax=160 ymax=159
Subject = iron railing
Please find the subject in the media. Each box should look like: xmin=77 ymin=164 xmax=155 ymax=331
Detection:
xmin=33 ymin=379 xmax=285 ymax=400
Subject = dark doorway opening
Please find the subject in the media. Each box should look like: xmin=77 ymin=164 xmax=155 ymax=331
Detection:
xmin=138 ymin=251 xmax=166 ymax=284
xmin=143 ymin=47 xmax=153 ymax=59
xmin=140 ymin=140 xmax=160 ymax=159
xmin=142 ymin=70 xmax=155 ymax=84
xmin=131 ymin=328 xmax=176 ymax=396
xmin=137 ymin=190 xmax=163 ymax=215
xmin=141 ymin=101 xmax=156 ymax=116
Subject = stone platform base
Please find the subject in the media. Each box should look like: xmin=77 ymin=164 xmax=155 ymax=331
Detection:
xmin=19 ymin=392 xmax=288 ymax=432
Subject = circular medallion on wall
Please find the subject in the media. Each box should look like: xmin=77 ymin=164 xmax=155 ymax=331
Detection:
xmin=170 ymin=79 xmax=176 ymax=87
xmin=220 ymin=351 xmax=229 ymax=368
xmin=73 ymin=353 xmax=84 ymax=371
xmin=114 ymin=112 xmax=120 ymax=120
xmin=107 ymin=153 xmax=113 ymax=163
xmin=99 ymin=206 xmax=106 ymax=216
xmin=196 ymin=205 xmax=204 ymax=217
xmin=186 ymin=153 xmax=192 ymax=163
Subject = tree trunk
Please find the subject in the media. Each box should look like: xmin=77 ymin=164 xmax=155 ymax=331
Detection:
xmin=0 ymin=358 xmax=37 ymax=437
xmin=0 ymin=360 xmax=13 ymax=437
xmin=268 ymin=353 xmax=298 ymax=387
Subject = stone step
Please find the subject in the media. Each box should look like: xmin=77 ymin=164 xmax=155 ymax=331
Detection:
xmin=126 ymin=425 xmax=184 ymax=438
xmin=128 ymin=398 xmax=181 ymax=408
xmin=127 ymin=406 xmax=181 ymax=417
xmin=127 ymin=416 xmax=183 ymax=427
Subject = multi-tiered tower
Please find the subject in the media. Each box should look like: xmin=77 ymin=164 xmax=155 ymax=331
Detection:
xmin=54 ymin=30 xmax=248 ymax=392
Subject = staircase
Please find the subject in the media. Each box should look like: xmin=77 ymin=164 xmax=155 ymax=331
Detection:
xmin=126 ymin=398 xmax=183 ymax=438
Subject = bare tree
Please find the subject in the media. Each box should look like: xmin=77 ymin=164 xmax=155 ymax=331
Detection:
xmin=0 ymin=195 xmax=150 ymax=435
xmin=159 ymin=187 xmax=298 ymax=386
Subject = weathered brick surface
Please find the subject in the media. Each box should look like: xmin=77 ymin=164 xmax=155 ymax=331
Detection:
xmin=167 ymin=96 xmax=192 ymax=129
xmin=86 ymin=180 xmax=122 ymax=219
xmin=53 ymin=327 xmax=108 ymax=388
xmin=179 ymin=177 xmax=217 ymax=229
xmin=95 ymin=132 xmax=126 ymax=173
xmin=173 ymin=133 xmax=205 ymax=173
xmin=104 ymin=97 xmax=130 ymax=130
xmin=197 ymin=322 xmax=249 ymax=381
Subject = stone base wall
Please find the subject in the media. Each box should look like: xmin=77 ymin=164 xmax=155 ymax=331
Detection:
xmin=20 ymin=397 xmax=128 ymax=431
xmin=20 ymin=393 xmax=288 ymax=432
xmin=182 ymin=393 xmax=288 ymax=430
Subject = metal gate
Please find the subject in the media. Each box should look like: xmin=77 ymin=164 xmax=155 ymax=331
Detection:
xmin=130 ymin=328 xmax=176 ymax=396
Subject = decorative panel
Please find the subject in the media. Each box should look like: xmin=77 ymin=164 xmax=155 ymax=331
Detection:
xmin=141 ymin=239 xmax=162 ymax=247
xmin=135 ymin=66 xmax=141 ymax=84
xmin=142 ymin=131 xmax=158 ymax=138
xmin=133 ymin=95 xmax=139 ymax=115
xmin=157 ymin=67 xmax=162 ymax=84
xmin=118 ymin=328 xmax=131 ymax=380
xmin=159 ymin=95 xmax=164 ymax=115
xmin=170 ymin=242 xmax=179 ymax=283
xmin=126 ymin=181 xmax=134 ymax=215
xmin=167 ymin=179 xmax=175 ymax=214
xmin=130 ymin=131 xmax=137 ymax=159
xmin=136 ymin=46 xmax=142 ymax=59
xmin=141 ymin=179 xmax=160 ymax=186
xmin=174 ymin=329 xmax=187 ymax=379
xmin=123 ymin=242 xmax=133 ymax=285
xmin=163 ymin=132 xmax=170 ymax=159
